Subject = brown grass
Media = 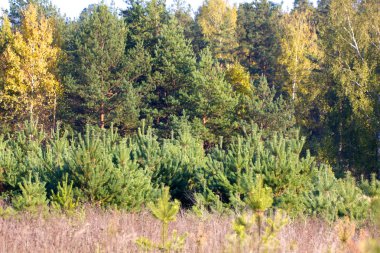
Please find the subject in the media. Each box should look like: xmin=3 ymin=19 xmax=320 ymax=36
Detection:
xmin=0 ymin=208 xmax=375 ymax=253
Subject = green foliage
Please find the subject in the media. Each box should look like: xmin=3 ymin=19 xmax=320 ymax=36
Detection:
xmin=359 ymin=174 xmax=380 ymax=197
xmin=186 ymin=48 xmax=238 ymax=142
xmin=227 ymin=209 xmax=289 ymax=253
xmin=1 ymin=0 xmax=380 ymax=227
xmin=62 ymin=3 xmax=139 ymax=130
xmin=236 ymin=0 xmax=282 ymax=84
xmin=136 ymin=187 xmax=187 ymax=252
xmin=148 ymin=187 xmax=180 ymax=224
xmin=0 ymin=120 xmax=52 ymax=190
xmin=195 ymin=125 xmax=315 ymax=214
xmin=123 ymin=0 xmax=169 ymax=52
xmin=50 ymin=174 xmax=78 ymax=212
xmin=147 ymin=17 xmax=196 ymax=129
xmin=0 ymin=118 xmax=372 ymax=221
xmin=152 ymin=117 xmax=206 ymax=205
xmin=12 ymin=173 xmax=48 ymax=213
xmin=302 ymin=168 xmax=370 ymax=221
xmin=237 ymin=76 xmax=295 ymax=134
xmin=0 ymin=205 xmax=17 ymax=218
xmin=65 ymin=126 xmax=153 ymax=210
xmin=245 ymin=175 xmax=273 ymax=212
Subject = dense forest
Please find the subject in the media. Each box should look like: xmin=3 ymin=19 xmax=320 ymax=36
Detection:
xmin=0 ymin=0 xmax=380 ymax=251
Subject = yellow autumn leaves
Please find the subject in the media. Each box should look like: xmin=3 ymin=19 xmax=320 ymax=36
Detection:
xmin=0 ymin=4 xmax=60 ymax=125
xmin=197 ymin=0 xmax=238 ymax=62
xmin=278 ymin=9 xmax=321 ymax=102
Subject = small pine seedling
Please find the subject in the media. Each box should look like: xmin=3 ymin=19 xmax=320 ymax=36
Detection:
xmin=51 ymin=174 xmax=79 ymax=213
xmin=136 ymin=187 xmax=187 ymax=252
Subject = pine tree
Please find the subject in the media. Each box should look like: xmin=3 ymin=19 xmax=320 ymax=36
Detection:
xmin=123 ymin=0 xmax=169 ymax=52
xmin=136 ymin=187 xmax=187 ymax=252
xmin=237 ymin=76 xmax=295 ymax=133
xmin=50 ymin=174 xmax=79 ymax=213
xmin=236 ymin=0 xmax=282 ymax=84
xmin=63 ymin=4 xmax=139 ymax=131
xmin=8 ymin=0 xmax=59 ymax=26
xmin=64 ymin=126 xmax=153 ymax=209
xmin=148 ymin=17 xmax=196 ymax=128
xmin=197 ymin=125 xmax=316 ymax=213
xmin=152 ymin=117 xmax=206 ymax=205
xmin=186 ymin=48 xmax=237 ymax=141
xmin=12 ymin=172 xmax=49 ymax=213
xmin=169 ymin=0 xmax=196 ymax=42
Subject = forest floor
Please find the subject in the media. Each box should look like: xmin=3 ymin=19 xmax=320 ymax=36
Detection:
xmin=0 ymin=208 xmax=377 ymax=253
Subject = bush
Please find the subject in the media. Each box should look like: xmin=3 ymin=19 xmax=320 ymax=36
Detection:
xmin=64 ymin=126 xmax=154 ymax=210
xmin=0 ymin=120 xmax=372 ymax=221
xmin=302 ymin=168 xmax=369 ymax=221
xmin=194 ymin=126 xmax=316 ymax=213
xmin=12 ymin=173 xmax=48 ymax=213
xmin=50 ymin=174 xmax=78 ymax=212
xmin=359 ymin=173 xmax=380 ymax=197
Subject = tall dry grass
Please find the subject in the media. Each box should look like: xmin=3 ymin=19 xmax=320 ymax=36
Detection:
xmin=0 ymin=208 xmax=375 ymax=253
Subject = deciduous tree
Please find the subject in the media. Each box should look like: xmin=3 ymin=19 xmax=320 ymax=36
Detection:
xmin=197 ymin=0 xmax=238 ymax=62
xmin=1 ymin=4 xmax=60 ymax=126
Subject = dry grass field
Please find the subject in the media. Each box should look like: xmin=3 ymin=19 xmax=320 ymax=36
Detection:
xmin=0 ymin=208 xmax=376 ymax=253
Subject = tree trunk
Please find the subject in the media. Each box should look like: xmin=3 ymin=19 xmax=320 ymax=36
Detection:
xmin=292 ymin=79 xmax=296 ymax=100
xmin=30 ymin=77 xmax=35 ymax=121
xmin=377 ymin=94 xmax=380 ymax=175
xmin=53 ymin=92 xmax=57 ymax=129
xmin=202 ymin=115 xmax=208 ymax=125
xmin=338 ymin=98 xmax=343 ymax=168
xmin=292 ymin=56 xmax=298 ymax=100
xmin=377 ymin=131 xmax=380 ymax=175
xmin=100 ymin=102 xmax=105 ymax=129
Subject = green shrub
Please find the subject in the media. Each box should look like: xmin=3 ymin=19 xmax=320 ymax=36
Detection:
xmin=136 ymin=187 xmax=187 ymax=252
xmin=12 ymin=173 xmax=48 ymax=213
xmin=194 ymin=126 xmax=315 ymax=213
xmin=302 ymin=168 xmax=369 ymax=221
xmin=245 ymin=175 xmax=273 ymax=212
xmin=65 ymin=126 xmax=153 ymax=210
xmin=359 ymin=173 xmax=380 ymax=197
xmin=152 ymin=120 xmax=206 ymax=206
xmin=50 ymin=174 xmax=78 ymax=212
xmin=0 ymin=119 xmax=372 ymax=221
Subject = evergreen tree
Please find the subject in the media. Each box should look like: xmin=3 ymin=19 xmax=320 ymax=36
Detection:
xmin=237 ymin=76 xmax=295 ymax=133
xmin=12 ymin=173 xmax=49 ymax=213
xmin=123 ymin=0 xmax=169 ymax=53
xmin=293 ymin=0 xmax=314 ymax=12
xmin=169 ymin=0 xmax=196 ymax=43
xmin=147 ymin=18 xmax=196 ymax=129
xmin=63 ymin=4 xmax=139 ymax=131
xmin=8 ymin=0 xmax=59 ymax=26
xmin=236 ymin=0 xmax=282 ymax=85
xmin=186 ymin=48 xmax=238 ymax=142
